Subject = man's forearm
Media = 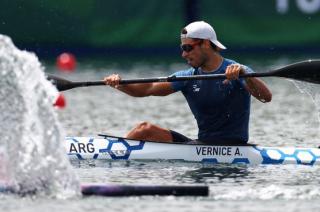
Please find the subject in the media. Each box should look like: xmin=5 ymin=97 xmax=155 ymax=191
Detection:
xmin=244 ymin=78 xmax=272 ymax=103
xmin=115 ymin=83 xmax=153 ymax=97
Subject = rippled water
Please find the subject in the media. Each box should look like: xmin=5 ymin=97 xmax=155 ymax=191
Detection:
xmin=3 ymin=54 xmax=320 ymax=211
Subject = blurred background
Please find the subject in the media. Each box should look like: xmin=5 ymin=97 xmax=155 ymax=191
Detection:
xmin=1 ymin=0 xmax=320 ymax=64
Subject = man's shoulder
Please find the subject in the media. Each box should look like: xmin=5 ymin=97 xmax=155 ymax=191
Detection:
xmin=223 ymin=58 xmax=254 ymax=73
xmin=223 ymin=58 xmax=238 ymax=65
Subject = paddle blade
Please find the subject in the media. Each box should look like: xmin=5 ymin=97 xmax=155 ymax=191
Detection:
xmin=81 ymin=184 xmax=209 ymax=196
xmin=46 ymin=74 xmax=76 ymax=91
xmin=272 ymin=59 xmax=320 ymax=84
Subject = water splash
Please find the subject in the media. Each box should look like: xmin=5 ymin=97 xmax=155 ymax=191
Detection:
xmin=0 ymin=34 xmax=80 ymax=197
xmin=291 ymin=80 xmax=320 ymax=122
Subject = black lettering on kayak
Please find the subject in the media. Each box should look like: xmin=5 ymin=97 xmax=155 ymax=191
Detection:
xmin=69 ymin=143 xmax=78 ymax=153
xmin=87 ymin=143 xmax=95 ymax=153
xmin=235 ymin=147 xmax=241 ymax=156
xmin=78 ymin=143 xmax=86 ymax=153
xmin=227 ymin=147 xmax=231 ymax=155
xmin=196 ymin=147 xmax=201 ymax=155
xmin=202 ymin=147 xmax=206 ymax=155
xmin=212 ymin=147 xmax=218 ymax=155
xmin=69 ymin=142 xmax=95 ymax=153
xmin=196 ymin=147 xmax=233 ymax=156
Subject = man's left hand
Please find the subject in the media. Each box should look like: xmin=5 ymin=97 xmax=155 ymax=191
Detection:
xmin=223 ymin=64 xmax=244 ymax=84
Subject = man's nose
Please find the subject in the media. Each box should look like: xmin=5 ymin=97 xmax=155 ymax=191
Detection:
xmin=181 ymin=50 xmax=188 ymax=58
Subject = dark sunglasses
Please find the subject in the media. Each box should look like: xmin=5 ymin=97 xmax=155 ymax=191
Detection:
xmin=180 ymin=41 xmax=202 ymax=52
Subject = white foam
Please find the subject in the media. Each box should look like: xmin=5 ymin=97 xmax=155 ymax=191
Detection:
xmin=0 ymin=34 xmax=79 ymax=198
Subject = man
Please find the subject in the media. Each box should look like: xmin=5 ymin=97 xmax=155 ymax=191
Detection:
xmin=104 ymin=21 xmax=272 ymax=145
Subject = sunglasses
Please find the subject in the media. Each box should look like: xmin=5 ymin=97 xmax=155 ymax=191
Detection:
xmin=180 ymin=41 xmax=202 ymax=52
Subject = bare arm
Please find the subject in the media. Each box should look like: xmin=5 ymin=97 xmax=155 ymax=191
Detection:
xmin=103 ymin=74 xmax=175 ymax=97
xmin=242 ymin=77 xmax=272 ymax=102
xmin=225 ymin=64 xmax=272 ymax=103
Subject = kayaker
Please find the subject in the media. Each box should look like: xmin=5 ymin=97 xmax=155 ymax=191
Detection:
xmin=104 ymin=21 xmax=272 ymax=145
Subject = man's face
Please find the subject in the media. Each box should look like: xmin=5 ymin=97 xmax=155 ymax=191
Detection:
xmin=180 ymin=38 xmax=205 ymax=68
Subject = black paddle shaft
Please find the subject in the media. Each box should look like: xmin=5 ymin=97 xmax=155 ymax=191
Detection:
xmin=47 ymin=59 xmax=320 ymax=91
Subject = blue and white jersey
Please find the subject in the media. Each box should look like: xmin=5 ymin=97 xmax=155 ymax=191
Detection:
xmin=171 ymin=58 xmax=253 ymax=143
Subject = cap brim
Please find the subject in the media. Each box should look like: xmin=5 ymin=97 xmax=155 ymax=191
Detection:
xmin=213 ymin=40 xmax=226 ymax=50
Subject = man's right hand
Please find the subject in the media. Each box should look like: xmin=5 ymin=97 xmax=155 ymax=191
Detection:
xmin=103 ymin=74 xmax=121 ymax=88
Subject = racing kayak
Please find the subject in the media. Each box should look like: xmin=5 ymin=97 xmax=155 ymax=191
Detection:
xmin=66 ymin=135 xmax=320 ymax=166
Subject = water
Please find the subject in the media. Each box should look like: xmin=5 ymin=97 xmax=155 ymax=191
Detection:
xmin=1 ymin=34 xmax=320 ymax=211
xmin=0 ymin=35 xmax=79 ymax=197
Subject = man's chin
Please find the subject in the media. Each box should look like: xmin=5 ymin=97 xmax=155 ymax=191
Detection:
xmin=190 ymin=64 xmax=200 ymax=69
xmin=188 ymin=61 xmax=199 ymax=69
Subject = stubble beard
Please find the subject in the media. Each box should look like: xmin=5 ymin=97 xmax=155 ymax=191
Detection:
xmin=191 ymin=54 xmax=207 ymax=69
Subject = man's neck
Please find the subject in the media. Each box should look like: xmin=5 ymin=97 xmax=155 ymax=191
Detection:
xmin=200 ymin=53 xmax=223 ymax=72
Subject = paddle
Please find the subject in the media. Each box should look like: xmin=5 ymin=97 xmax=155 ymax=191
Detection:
xmin=47 ymin=59 xmax=320 ymax=91
xmin=81 ymin=184 xmax=209 ymax=196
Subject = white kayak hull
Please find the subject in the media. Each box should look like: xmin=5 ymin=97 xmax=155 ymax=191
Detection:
xmin=65 ymin=136 xmax=320 ymax=165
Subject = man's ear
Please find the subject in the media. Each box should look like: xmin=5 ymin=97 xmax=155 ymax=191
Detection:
xmin=202 ymin=40 xmax=212 ymax=49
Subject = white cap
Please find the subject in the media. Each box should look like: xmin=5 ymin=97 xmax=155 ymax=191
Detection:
xmin=181 ymin=21 xmax=226 ymax=50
